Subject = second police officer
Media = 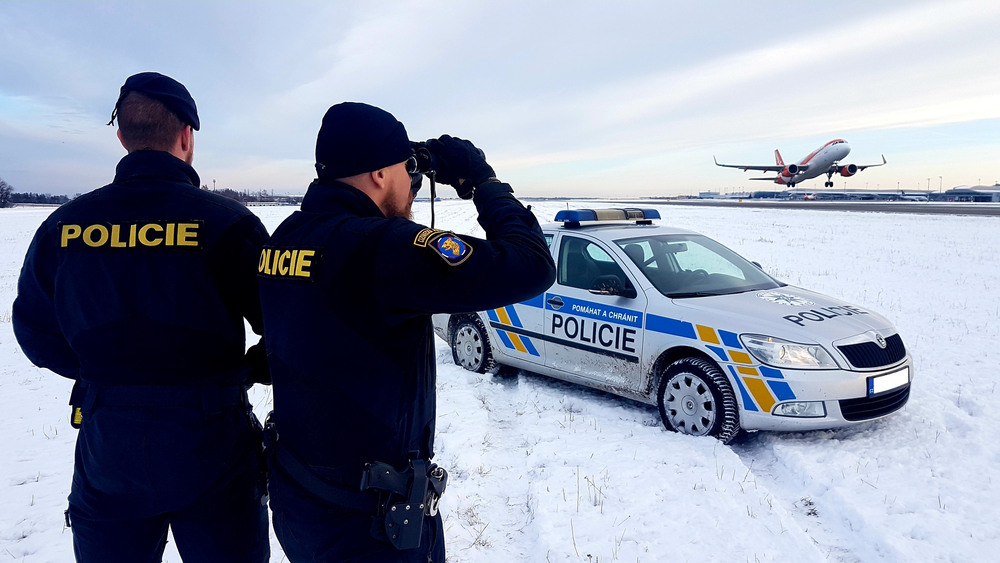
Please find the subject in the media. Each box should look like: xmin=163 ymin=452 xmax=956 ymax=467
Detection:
xmin=257 ymin=102 xmax=556 ymax=562
xmin=12 ymin=72 xmax=270 ymax=562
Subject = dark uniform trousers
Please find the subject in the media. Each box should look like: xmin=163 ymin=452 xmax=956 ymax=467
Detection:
xmin=67 ymin=389 xmax=269 ymax=563
xmin=258 ymin=179 xmax=556 ymax=562
xmin=12 ymin=150 xmax=271 ymax=562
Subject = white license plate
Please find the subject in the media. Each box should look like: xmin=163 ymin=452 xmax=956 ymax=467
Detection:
xmin=868 ymin=367 xmax=909 ymax=396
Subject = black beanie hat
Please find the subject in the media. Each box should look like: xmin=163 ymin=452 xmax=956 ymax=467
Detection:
xmin=109 ymin=72 xmax=200 ymax=130
xmin=315 ymin=102 xmax=411 ymax=180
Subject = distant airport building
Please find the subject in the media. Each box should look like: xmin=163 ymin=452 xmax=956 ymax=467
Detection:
xmin=777 ymin=188 xmax=933 ymax=201
xmin=934 ymin=186 xmax=1000 ymax=202
xmin=699 ymin=190 xmax=752 ymax=199
xmin=701 ymin=185 xmax=1000 ymax=202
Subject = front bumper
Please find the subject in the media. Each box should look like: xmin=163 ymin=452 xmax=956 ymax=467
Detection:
xmin=734 ymin=358 xmax=913 ymax=432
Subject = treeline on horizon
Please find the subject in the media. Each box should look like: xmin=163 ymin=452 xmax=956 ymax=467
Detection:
xmin=0 ymin=176 xmax=289 ymax=208
xmin=7 ymin=192 xmax=73 ymax=205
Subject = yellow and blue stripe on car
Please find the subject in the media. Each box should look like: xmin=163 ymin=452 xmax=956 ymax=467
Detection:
xmin=647 ymin=314 xmax=796 ymax=413
xmin=486 ymin=302 xmax=541 ymax=357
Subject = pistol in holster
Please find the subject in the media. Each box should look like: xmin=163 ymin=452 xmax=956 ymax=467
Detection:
xmin=360 ymin=458 xmax=448 ymax=550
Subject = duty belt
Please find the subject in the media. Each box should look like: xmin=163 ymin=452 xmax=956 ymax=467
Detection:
xmin=271 ymin=442 xmax=382 ymax=514
xmin=69 ymin=380 xmax=248 ymax=427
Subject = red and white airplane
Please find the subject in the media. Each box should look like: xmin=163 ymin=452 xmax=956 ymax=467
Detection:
xmin=714 ymin=139 xmax=886 ymax=188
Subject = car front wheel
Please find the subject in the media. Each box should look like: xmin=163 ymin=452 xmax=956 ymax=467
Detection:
xmin=451 ymin=316 xmax=494 ymax=373
xmin=657 ymin=357 xmax=740 ymax=443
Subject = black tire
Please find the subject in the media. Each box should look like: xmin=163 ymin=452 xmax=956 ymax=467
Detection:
xmin=450 ymin=316 xmax=495 ymax=373
xmin=657 ymin=357 xmax=741 ymax=443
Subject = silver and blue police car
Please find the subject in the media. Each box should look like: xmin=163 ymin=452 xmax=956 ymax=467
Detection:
xmin=433 ymin=208 xmax=911 ymax=442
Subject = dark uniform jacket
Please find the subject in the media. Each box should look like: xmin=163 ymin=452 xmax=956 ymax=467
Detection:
xmin=13 ymin=150 xmax=269 ymax=515
xmin=258 ymin=180 xmax=555 ymax=490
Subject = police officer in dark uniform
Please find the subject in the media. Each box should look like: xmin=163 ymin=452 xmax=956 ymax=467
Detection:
xmin=12 ymin=72 xmax=270 ymax=562
xmin=258 ymin=102 xmax=556 ymax=562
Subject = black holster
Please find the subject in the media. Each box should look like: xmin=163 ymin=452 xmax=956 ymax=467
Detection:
xmin=361 ymin=458 xmax=448 ymax=550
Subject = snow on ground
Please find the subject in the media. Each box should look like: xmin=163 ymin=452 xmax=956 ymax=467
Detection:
xmin=1 ymin=200 xmax=997 ymax=562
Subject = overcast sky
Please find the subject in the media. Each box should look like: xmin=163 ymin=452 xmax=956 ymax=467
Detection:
xmin=2 ymin=0 xmax=998 ymax=197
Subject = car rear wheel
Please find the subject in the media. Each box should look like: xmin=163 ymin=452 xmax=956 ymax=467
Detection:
xmin=657 ymin=357 xmax=740 ymax=443
xmin=451 ymin=316 xmax=495 ymax=373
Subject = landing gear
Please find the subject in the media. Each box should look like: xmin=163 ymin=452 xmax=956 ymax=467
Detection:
xmin=825 ymin=171 xmax=835 ymax=188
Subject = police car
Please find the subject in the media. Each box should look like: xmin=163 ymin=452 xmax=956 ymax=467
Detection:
xmin=433 ymin=208 xmax=911 ymax=442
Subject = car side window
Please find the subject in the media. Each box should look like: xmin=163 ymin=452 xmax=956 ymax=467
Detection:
xmin=558 ymin=236 xmax=632 ymax=292
xmin=544 ymin=234 xmax=554 ymax=248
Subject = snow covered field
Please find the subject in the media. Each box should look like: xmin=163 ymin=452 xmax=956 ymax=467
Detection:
xmin=2 ymin=200 xmax=998 ymax=562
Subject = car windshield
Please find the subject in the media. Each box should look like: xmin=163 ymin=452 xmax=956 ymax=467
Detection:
xmin=615 ymin=234 xmax=784 ymax=298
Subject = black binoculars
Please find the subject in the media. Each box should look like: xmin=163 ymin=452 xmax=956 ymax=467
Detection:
xmin=407 ymin=142 xmax=442 ymax=196
xmin=407 ymin=142 xmax=437 ymax=178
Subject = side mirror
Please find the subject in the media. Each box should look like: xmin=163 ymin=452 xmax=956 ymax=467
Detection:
xmin=590 ymin=275 xmax=637 ymax=299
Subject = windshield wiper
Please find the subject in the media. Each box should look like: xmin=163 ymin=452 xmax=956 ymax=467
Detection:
xmin=666 ymin=291 xmax=723 ymax=298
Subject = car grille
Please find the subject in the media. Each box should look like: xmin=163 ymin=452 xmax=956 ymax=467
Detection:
xmin=839 ymin=384 xmax=910 ymax=422
xmin=837 ymin=334 xmax=906 ymax=369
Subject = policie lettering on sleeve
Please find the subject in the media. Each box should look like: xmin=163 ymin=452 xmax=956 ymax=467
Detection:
xmin=258 ymin=246 xmax=320 ymax=280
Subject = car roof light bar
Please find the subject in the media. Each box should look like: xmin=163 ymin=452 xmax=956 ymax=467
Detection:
xmin=554 ymin=208 xmax=661 ymax=228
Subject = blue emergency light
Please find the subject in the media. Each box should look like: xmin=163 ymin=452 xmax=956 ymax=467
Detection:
xmin=554 ymin=208 xmax=661 ymax=227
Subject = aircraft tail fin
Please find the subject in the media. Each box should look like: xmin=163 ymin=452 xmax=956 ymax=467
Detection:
xmin=774 ymin=149 xmax=785 ymax=167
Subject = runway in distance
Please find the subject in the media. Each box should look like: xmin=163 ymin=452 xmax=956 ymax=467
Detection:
xmin=714 ymin=139 xmax=886 ymax=188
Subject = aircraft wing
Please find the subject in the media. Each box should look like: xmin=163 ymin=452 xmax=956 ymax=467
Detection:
xmin=856 ymin=155 xmax=887 ymax=171
xmin=713 ymin=156 xmax=784 ymax=172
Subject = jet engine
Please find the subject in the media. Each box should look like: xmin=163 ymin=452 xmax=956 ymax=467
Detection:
xmin=839 ymin=164 xmax=858 ymax=177
xmin=778 ymin=164 xmax=799 ymax=183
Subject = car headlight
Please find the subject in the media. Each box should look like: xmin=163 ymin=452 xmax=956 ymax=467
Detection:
xmin=739 ymin=334 xmax=838 ymax=369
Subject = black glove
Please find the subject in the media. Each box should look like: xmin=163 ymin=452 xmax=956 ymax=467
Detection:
xmin=422 ymin=135 xmax=496 ymax=199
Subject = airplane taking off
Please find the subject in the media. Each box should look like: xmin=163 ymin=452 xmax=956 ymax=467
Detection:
xmin=714 ymin=139 xmax=886 ymax=188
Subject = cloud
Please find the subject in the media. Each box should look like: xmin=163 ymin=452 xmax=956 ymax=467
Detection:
xmin=2 ymin=0 xmax=999 ymax=195
xmin=434 ymin=0 xmax=1000 ymax=184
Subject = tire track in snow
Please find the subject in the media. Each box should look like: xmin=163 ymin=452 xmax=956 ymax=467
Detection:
xmin=732 ymin=431 xmax=907 ymax=562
